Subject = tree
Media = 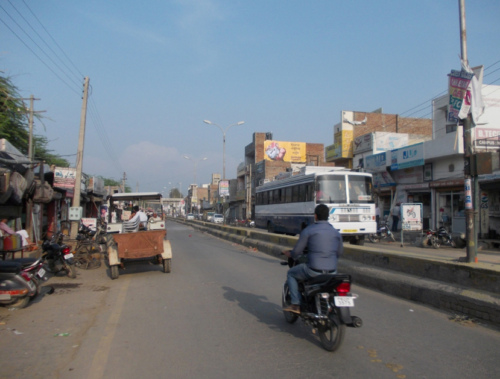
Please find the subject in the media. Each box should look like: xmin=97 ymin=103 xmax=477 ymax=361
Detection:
xmin=96 ymin=176 xmax=131 ymax=193
xmin=169 ymin=188 xmax=183 ymax=198
xmin=0 ymin=74 xmax=69 ymax=166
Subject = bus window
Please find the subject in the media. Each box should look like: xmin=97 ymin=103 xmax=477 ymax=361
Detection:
xmin=298 ymin=185 xmax=306 ymax=202
xmin=307 ymin=183 xmax=314 ymax=201
xmin=292 ymin=185 xmax=299 ymax=202
xmin=348 ymin=176 xmax=373 ymax=204
xmin=274 ymin=189 xmax=280 ymax=204
xmin=285 ymin=187 xmax=292 ymax=203
xmin=316 ymin=175 xmax=347 ymax=204
xmin=263 ymin=191 xmax=268 ymax=205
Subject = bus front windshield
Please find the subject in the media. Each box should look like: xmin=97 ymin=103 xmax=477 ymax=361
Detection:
xmin=315 ymin=175 xmax=347 ymax=204
xmin=348 ymin=176 xmax=373 ymax=204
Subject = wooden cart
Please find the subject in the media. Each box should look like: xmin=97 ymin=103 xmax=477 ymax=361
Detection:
xmin=107 ymin=230 xmax=172 ymax=279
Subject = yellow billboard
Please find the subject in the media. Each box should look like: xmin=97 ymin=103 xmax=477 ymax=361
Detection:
xmin=331 ymin=131 xmax=353 ymax=159
xmin=263 ymin=140 xmax=306 ymax=163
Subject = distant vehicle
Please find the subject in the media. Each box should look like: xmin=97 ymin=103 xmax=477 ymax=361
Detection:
xmin=213 ymin=214 xmax=224 ymax=224
xmin=186 ymin=213 xmax=195 ymax=220
xmin=255 ymin=166 xmax=375 ymax=245
xmin=205 ymin=212 xmax=215 ymax=222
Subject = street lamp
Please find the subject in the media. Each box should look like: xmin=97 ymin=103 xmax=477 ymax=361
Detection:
xmin=184 ymin=156 xmax=207 ymax=185
xmin=203 ymin=120 xmax=244 ymax=180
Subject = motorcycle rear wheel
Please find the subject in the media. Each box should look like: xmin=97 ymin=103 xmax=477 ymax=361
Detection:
xmin=65 ymin=263 xmax=77 ymax=279
xmin=431 ymin=236 xmax=441 ymax=249
xmin=282 ymin=283 xmax=298 ymax=324
xmin=9 ymin=296 xmax=30 ymax=310
xmin=319 ymin=313 xmax=346 ymax=352
xmin=368 ymin=234 xmax=379 ymax=243
xmin=450 ymin=239 xmax=456 ymax=248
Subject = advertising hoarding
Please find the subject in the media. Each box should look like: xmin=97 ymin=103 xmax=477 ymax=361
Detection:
xmin=401 ymin=203 xmax=423 ymax=231
xmin=353 ymin=133 xmax=372 ymax=154
xmin=475 ymin=128 xmax=500 ymax=147
xmin=325 ymin=143 xmax=336 ymax=160
xmin=374 ymin=132 xmax=409 ymax=152
xmin=390 ymin=143 xmax=424 ymax=171
xmin=219 ymin=180 xmax=229 ymax=196
xmin=89 ymin=177 xmax=106 ymax=196
xmin=331 ymin=130 xmax=353 ymax=159
xmin=365 ymin=152 xmax=387 ymax=172
xmin=54 ymin=167 xmax=76 ymax=189
xmin=447 ymin=69 xmax=474 ymax=124
xmin=263 ymin=140 xmax=306 ymax=163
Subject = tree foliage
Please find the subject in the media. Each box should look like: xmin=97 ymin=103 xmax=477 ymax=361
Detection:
xmin=96 ymin=176 xmax=132 ymax=193
xmin=169 ymin=188 xmax=183 ymax=198
xmin=0 ymin=74 xmax=69 ymax=166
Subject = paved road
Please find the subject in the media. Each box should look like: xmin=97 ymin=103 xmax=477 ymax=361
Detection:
xmin=3 ymin=220 xmax=499 ymax=378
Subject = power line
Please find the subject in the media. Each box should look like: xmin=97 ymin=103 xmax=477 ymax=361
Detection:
xmin=21 ymin=0 xmax=85 ymax=79
xmin=0 ymin=17 xmax=81 ymax=97
xmin=8 ymin=0 xmax=83 ymax=83
xmin=0 ymin=5 xmax=82 ymax=91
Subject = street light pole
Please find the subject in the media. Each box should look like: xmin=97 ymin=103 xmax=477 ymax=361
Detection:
xmin=184 ymin=156 xmax=207 ymax=185
xmin=203 ymin=120 xmax=244 ymax=179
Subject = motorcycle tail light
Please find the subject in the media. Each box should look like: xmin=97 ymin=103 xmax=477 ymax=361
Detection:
xmin=336 ymin=282 xmax=350 ymax=296
xmin=161 ymin=224 xmax=164 ymax=227
xmin=62 ymin=247 xmax=71 ymax=254
xmin=21 ymin=272 xmax=32 ymax=282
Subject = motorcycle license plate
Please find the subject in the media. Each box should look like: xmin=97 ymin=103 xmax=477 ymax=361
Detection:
xmin=0 ymin=294 xmax=12 ymax=300
xmin=37 ymin=268 xmax=46 ymax=278
xmin=334 ymin=296 xmax=355 ymax=307
xmin=64 ymin=253 xmax=74 ymax=260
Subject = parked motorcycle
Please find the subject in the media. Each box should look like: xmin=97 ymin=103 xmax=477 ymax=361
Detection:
xmin=41 ymin=237 xmax=77 ymax=278
xmin=280 ymin=255 xmax=362 ymax=352
xmin=0 ymin=259 xmax=43 ymax=309
xmin=368 ymin=218 xmax=395 ymax=243
xmin=426 ymin=226 xmax=456 ymax=249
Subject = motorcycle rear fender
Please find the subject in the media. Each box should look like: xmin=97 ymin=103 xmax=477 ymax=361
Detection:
xmin=338 ymin=306 xmax=352 ymax=324
xmin=0 ymin=276 xmax=36 ymax=297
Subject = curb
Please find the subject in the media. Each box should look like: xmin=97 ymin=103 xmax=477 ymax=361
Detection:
xmin=172 ymin=218 xmax=500 ymax=326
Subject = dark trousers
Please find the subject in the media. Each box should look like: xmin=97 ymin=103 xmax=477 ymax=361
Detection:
xmin=392 ymin=216 xmax=399 ymax=231
xmin=376 ymin=215 xmax=380 ymax=228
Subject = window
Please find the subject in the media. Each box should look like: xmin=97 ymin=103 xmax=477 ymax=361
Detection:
xmin=274 ymin=189 xmax=281 ymax=204
xmin=292 ymin=185 xmax=299 ymax=202
xmin=298 ymin=184 xmax=306 ymax=202
xmin=306 ymin=183 xmax=314 ymax=201
xmin=285 ymin=187 xmax=292 ymax=203
xmin=263 ymin=191 xmax=268 ymax=205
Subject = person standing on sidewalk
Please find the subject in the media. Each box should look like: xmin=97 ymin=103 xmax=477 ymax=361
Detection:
xmin=392 ymin=203 xmax=400 ymax=232
xmin=375 ymin=203 xmax=380 ymax=228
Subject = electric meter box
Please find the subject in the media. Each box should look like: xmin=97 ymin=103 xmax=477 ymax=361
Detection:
xmin=69 ymin=207 xmax=83 ymax=221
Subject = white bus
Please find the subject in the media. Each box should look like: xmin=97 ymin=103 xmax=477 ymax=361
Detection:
xmin=255 ymin=166 xmax=376 ymax=245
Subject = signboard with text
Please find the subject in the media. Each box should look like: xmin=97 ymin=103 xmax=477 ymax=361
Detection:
xmin=353 ymin=133 xmax=372 ymax=154
xmin=475 ymin=128 xmax=500 ymax=147
xmin=365 ymin=152 xmax=387 ymax=172
xmin=219 ymin=180 xmax=229 ymax=196
xmin=54 ymin=167 xmax=76 ymax=189
xmin=390 ymin=143 xmax=424 ymax=171
xmin=401 ymin=203 xmax=423 ymax=231
xmin=263 ymin=140 xmax=306 ymax=162
xmin=447 ymin=69 xmax=474 ymax=124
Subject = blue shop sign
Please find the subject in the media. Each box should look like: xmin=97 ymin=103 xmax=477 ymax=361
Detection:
xmin=390 ymin=143 xmax=424 ymax=171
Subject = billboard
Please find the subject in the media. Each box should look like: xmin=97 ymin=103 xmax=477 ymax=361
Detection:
xmin=353 ymin=133 xmax=372 ymax=154
xmin=88 ymin=176 xmax=106 ymax=196
xmin=447 ymin=68 xmax=474 ymax=124
xmin=331 ymin=130 xmax=353 ymax=159
xmin=390 ymin=143 xmax=424 ymax=171
xmin=219 ymin=180 xmax=229 ymax=196
xmin=263 ymin=140 xmax=306 ymax=162
xmin=475 ymin=128 xmax=500 ymax=147
xmin=374 ymin=132 xmax=409 ymax=152
xmin=365 ymin=152 xmax=387 ymax=172
xmin=54 ymin=167 xmax=76 ymax=189
xmin=325 ymin=143 xmax=336 ymax=160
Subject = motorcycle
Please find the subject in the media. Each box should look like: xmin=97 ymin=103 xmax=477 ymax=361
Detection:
xmin=426 ymin=226 xmax=456 ymax=249
xmin=368 ymin=218 xmax=395 ymax=243
xmin=41 ymin=237 xmax=77 ymax=278
xmin=0 ymin=258 xmax=45 ymax=309
xmin=280 ymin=255 xmax=362 ymax=352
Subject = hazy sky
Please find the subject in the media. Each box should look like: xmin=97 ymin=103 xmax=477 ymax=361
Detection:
xmin=2 ymin=0 xmax=500 ymax=194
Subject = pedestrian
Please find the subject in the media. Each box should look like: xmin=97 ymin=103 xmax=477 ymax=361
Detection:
xmin=392 ymin=203 xmax=400 ymax=232
xmin=375 ymin=203 xmax=380 ymax=228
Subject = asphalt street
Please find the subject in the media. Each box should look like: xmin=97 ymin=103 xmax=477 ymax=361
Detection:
xmin=2 ymin=220 xmax=500 ymax=379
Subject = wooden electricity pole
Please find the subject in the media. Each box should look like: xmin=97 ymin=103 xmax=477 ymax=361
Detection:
xmin=70 ymin=77 xmax=90 ymax=239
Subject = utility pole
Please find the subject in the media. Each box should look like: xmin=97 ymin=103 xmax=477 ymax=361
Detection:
xmin=19 ymin=95 xmax=45 ymax=241
xmin=459 ymin=0 xmax=477 ymax=263
xmin=122 ymin=172 xmax=127 ymax=193
xmin=70 ymin=77 xmax=90 ymax=239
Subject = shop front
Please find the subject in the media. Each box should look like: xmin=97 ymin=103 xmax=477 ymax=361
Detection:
xmin=429 ymin=179 xmax=465 ymax=233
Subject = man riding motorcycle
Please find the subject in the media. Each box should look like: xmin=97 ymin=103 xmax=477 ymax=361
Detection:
xmin=282 ymin=204 xmax=344 ymax=314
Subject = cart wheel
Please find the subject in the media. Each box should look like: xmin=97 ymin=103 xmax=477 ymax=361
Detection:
xmin=111 ymin=265 xmax=119 ymax=280
xmin=162 ymin=259 xmax=171 ymax=273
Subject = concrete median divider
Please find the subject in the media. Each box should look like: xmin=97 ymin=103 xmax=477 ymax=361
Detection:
xmin=169 ymin=217 xmax=500 ymax=326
